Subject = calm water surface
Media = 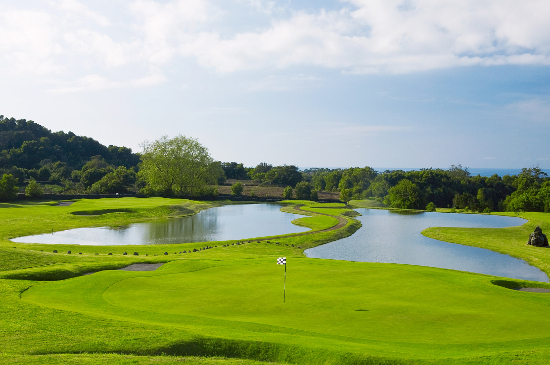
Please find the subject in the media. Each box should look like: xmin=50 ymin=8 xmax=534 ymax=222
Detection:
xmin=12 ymin=204 xmax=309 ymax=246
xmin=305 ymin=209 xmax=548 ymax=282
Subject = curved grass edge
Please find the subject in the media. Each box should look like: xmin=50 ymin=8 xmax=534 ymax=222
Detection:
xmin=421 ymin=212 xmax=550 ymax=279
xmin=0 ymin=199 xmax=360 ymax=281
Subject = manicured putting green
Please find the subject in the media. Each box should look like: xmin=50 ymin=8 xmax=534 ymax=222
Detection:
xmin=23 ymin=257 xmax=550 ymax=359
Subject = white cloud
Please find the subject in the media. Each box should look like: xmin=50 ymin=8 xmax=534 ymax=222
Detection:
xmin=129 ymin=0 xmax=217 ymax=65
xmin=238 ymin=0 xmax=279 ymax=14
xmin=246 ymin=73 xmax=323 ymax=92
xmin=63 ymin=29 xmax=131 ymax=67
xmin=48 ymin=71 xmax=167 ymax=93
xmin=0 ymin=9 xmax=61 ymax=74
xmin=50 ymin=0 xmax=110 ymax=26
xmin=3 ymin=0 xmax=550 ymax=88
xmin=177 ymin=0 xmax=550 ymax=74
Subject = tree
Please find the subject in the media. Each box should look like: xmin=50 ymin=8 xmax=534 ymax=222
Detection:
xmin=339 ymin=188 xmax=351 ymax=203
xmin=0 ymin=174 xmax=19 ymax=201
xmin=222 ymin=162 xmax=249 ymax=180
xmin=25 ymin=178 xmax=44 ymax=198
xmin=138 ymin=135 xmax=218 ymax=197
xmin=283 ymin=186 xmax=293 ymax=199
xmin=231 ymin=182 xmax=244 ymax=196
xmin=89 ymin=166 xmax=136 ymax=194
xmin=383 ymin=179 xmax=423 ymax=209
xmin=264 ymin=165 xmax=302 ymax=187
xmin=294 ymin=181 xmax=312 ymax=200
xmin=324 ymin=170 xmax=342 ymax=191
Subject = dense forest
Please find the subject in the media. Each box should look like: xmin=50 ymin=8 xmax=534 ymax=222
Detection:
xmin=0 ymin=115 xmax=140 ymax=196
xmin=0 ymin=115 xmax=548 ymax=213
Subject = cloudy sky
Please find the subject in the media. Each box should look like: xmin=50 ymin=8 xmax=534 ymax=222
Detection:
xmin=1 ymin=0 xmax=550 ymax=169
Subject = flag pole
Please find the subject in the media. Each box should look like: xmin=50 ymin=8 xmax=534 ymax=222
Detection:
xmin=277 ymin=257 xmax=286 ymax=302
xmin=284 ymin=261 xmax=286 ymax=303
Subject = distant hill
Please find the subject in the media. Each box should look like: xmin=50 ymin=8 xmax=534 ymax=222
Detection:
xmin=0 ymin=115 xmax=140 ymax=171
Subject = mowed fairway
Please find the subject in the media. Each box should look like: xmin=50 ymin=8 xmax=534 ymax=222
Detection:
xmin=22 ymin=257 xmax=550 ymax=359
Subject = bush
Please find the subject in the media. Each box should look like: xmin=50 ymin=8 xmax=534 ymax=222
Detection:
xmin=25 ymin=178 xmax=44 ymax=198
xmin=295 ymin=181 xmax=312 ymax=200
xmin=0 ymin=174 xmax=19 ymax=201
xmin=283 ymin=186 xmax=293 ymax=199
xmin=231 ymin=182 xmax=244 ymax=196
xmin=310 ymin=189 xmax=318 ymax=201
xmin=426 ymin=202 xmax=436 ymax=212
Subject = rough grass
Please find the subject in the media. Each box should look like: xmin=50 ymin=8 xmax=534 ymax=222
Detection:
xmin=3 ymin=198 xmax=550 ymax=364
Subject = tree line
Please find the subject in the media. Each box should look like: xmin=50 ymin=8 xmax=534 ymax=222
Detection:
xmin=0 ymin=115 xmax=548 ymax=212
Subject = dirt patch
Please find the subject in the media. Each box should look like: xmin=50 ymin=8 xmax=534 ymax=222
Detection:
xmin=118 ymin=263 xmax=165 ymax=271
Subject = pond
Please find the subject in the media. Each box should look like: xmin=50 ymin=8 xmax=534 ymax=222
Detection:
xmin=305 ymin=209 xmax=548 ymax=282
xmin=11 ymin=204 xmax=309 ymax=246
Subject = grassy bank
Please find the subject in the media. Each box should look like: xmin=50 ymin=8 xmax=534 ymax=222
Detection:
xmin=2 ymin=198 xmax=550 ymax=364
xmin=423 ymin=211 xmax=550 ymax=276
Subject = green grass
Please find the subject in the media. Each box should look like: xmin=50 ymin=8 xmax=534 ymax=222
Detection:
xmin=423 ymin=211 xmax=550 ymax=276
xmin=3 ymin=197 xmax=550 ymax=364
xmin=349 ymin=198 xmax=387 ymax=209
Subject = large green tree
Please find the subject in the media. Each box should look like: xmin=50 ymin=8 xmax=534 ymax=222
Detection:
xmin=138 ymin=135 xmax=218 ymax=197
xmin=384 ymin=179 xmax=423 ymax=209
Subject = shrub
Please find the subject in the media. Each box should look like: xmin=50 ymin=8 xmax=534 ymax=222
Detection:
xmin=25 ymin=178 xmax=44 ymax=198
xmin=310 ymin=189 xmax=318 ymax=201
xmin=426 ymin=202 xmax=436 ymax=212
xmin=0 ymin=174 xmax=19 ymax=201
xmin=295 ymin=181 xmax=312 ymax=200
xmin=231 ymin=182 xmax=244 ymax=196
xmin=283 ymin=186 xmax=293 ymax=199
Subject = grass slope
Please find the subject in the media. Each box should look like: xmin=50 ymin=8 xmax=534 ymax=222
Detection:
xmin=2 ymin=198 xmax=550 ymax=364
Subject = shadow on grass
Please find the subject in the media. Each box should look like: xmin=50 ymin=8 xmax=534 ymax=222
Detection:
xmin=153 ymin=337 xmax=401 ymax=365
xmin=0 ymin=203 xmax=24 ymax=208
xmin=492 ymin=279 xmax=550 ymax=290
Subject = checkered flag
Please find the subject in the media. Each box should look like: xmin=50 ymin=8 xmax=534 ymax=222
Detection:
xmin=277 ymin=257 xmax=286 ymax=265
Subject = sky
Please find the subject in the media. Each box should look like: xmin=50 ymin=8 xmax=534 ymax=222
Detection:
xmin=1 ymin=0 xmax=549 ymax=169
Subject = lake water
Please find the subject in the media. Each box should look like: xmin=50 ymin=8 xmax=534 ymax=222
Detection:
xmin=305 ymin=209 xmax=548 ymax=282
xmin=11 ymin=204 xmax=310 ymax=246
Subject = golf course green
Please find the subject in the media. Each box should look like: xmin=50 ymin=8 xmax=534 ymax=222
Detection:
xmin=3 ymin=198 xmax=550 ymax=364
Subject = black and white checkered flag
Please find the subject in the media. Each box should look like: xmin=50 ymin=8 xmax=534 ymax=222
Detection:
xmin=277 ymin=257 xmax=286 ymax=265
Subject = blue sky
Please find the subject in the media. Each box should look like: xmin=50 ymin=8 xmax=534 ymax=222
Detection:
xmin=1 ymin=0 xmax=549 ymax=169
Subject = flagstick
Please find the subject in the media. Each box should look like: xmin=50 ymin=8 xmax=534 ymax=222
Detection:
xmin=284 ymin=262 xmax=286 ymax=303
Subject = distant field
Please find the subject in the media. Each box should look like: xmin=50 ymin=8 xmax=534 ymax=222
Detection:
xmin=2 ymin=198 xmax=550 ymax=364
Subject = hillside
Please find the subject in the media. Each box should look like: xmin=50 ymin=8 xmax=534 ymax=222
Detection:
xmin=0 ymin=115 xmax=140 ymax=171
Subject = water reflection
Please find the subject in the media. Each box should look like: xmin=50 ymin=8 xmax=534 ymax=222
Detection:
xmin=12 ymin=204 xmax=309 ymax=246
xmin=305 ymin=209 xmax=548 ymax=282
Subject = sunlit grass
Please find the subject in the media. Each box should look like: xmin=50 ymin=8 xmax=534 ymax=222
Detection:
xmin=3 ymin=197 xmax=550 ymax=364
